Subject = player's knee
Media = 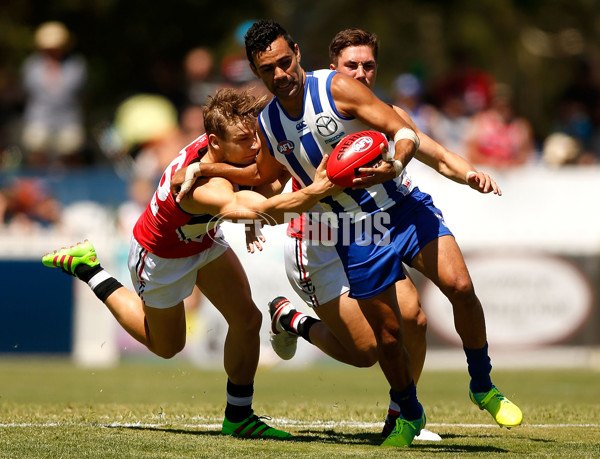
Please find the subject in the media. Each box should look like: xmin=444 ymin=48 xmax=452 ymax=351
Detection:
xmin=349 ymin=348 xmax=378 ymax=368
xmin=442 ymin=273 xmax=475 ymax=303
xmin=404 ymin=308 xmax=428 ymax=342
xmin=247 ymin=308 xmax=263 ymax=335
xmin=155 ymin=348 xmax=179 ymax=359
xmin=232 ymin=304 xmax=262 ymax=336
xmin=401 ymin=299 xmax=428 ymax=330
xmin=152 ymin=338 xmax=186 ymax=359
xmin=376 ymin=324 xmax=402 ymax=358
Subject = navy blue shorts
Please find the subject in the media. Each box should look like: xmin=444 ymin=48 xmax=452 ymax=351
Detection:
xmin=335 ymin=188 xmax=453 ymax=300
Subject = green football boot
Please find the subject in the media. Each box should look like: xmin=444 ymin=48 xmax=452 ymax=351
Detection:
xmin=381 ymin=406 xmax=426 ymax=447
xmin=470 ymin=385 xmax=523 ymax=428
xmin=222 ymin=412 xmax=292 ymax=439
xmin=42 ymin=240 xmax=99 ymax=277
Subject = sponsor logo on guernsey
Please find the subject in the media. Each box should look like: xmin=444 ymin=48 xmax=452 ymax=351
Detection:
xmin=325 ymin=131 xmax=344 ymax=145
xmin=315 ymin=115 xmax=338 ymax=136
xmin=296 ymin=121 xmax=308 ymax=132
xmin=277 ymin=140 xmax=295 ymax=155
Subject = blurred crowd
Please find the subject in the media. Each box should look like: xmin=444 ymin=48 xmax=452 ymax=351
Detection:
xmin=1 ymin=20 xmax=600 ymax=236
xmin=391 ymin=49 xmax=600 ymax=169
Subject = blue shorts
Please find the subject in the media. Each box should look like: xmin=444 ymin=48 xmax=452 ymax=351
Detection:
xmin=335 ymin=188 xmax=453 ymax=300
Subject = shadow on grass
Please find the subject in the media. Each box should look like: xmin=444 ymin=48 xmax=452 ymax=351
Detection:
xmin=108 ymin=425 xmax=223 ymax=438
xmin=109 ymin=425 xmax=509 ymax=452
xmin=295 ymin=429 xmax=508 ymax=453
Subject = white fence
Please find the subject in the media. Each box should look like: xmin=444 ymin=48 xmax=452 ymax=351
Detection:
xmin=2 ymin=164 xmax=599 ymax=368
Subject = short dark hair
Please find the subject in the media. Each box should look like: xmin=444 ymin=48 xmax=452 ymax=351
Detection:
xmin=244 ymin=19 xmax=296 ymax=66
xmin=329 ymin=28 xmax=378 ymax=64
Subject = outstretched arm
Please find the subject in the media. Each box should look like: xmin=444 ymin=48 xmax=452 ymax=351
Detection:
xmin=354 ymin=104 xmax=501 ymax=195
xmin=331 ymin=73 xmax=419 ymax=174
xmin=180 ymin=155 xmax=338 ymax=224
xmin=252 ymin=168 xmax=292 ymax=198
xmin=395 ymin=105 xmax=501 ymax=195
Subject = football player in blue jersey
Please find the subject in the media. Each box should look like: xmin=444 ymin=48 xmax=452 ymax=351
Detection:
xmin=275 ymin=28 xmax=506 ymax=442
xmin=172 ymin=21 xmax=522 ymax=447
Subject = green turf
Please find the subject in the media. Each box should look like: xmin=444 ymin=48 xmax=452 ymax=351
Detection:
xmin=0 ymin=358 xmax=598 ymax=457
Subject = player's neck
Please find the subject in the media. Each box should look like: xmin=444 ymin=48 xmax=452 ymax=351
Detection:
xmin=201 ymin=147 xmax=219 ymax=164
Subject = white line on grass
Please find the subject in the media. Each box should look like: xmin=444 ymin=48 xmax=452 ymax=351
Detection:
xmin=1 ymin=420 xmax=599 ymax=429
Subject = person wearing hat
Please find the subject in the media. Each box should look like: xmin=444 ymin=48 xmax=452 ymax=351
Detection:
xmin=21 ymin=21 xmax=88 ymax=167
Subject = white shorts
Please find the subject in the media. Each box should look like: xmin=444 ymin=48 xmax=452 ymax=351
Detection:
xmin=284 ymin=235 xmax=349 ymax=308
xmin=128 ymin=231 xmax=229 ymax=309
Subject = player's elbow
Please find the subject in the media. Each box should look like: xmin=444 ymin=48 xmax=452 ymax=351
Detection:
xmin=244 ymin=167 xmax=271 ymax=187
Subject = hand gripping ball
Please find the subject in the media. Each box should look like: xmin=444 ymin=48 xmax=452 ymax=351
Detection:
xmin=326 ymin=130 xmax=388 ymax=188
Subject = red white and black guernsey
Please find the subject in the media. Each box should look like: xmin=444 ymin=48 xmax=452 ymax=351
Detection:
xmin=133 ymin=134 xmax=218 ymax=259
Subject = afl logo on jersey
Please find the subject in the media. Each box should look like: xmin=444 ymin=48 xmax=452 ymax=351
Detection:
xmin=277 ymin=140 xmax=295 ymax=155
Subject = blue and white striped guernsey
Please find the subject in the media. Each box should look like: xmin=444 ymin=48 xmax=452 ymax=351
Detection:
xmin=258 ymin=69 xmax=414 ymax=223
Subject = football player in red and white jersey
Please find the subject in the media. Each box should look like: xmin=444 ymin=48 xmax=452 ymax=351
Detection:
xmin=42 ymin=88 xmax=337 ymax=439
xmin=170 ymin=24 xmax=520 ymax=446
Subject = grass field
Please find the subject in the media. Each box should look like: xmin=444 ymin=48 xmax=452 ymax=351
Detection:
xmin=0 ymin=358 xmax=598 ymax=458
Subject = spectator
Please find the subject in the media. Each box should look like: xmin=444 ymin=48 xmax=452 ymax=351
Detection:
xmin=100 ymin=93 xmax=207 ymax=182
xmin=541 ymin=132 xmax=582 ymax=167
xmin=112 ymin=93 xmax=181 ymax=181
xmin=430 ymin=93 xmax=470 ymax=155
xmin=220 ymin=20 xmax=271 ymax=99
xmin=183 ymin=47 xmax=220 ymax=106
xmin=464 ymin=83 xmax=536 ymax=168
xmin=21 ymin=21 xmax=88 ymax=168
xmin=0 ymin=177 xmax=62 ymax=233
xmin=553 ymin=98 xmax=595 ymax=161
xmin=0 ymin=67 xmax=24 ymax=168
xmin=433 ymin=49 xmax=495 ymax=116
xmin=552 ymin=59 xmax=600 ymax=164
xmin=390 ymin=73 xmax=437 ymax=137
xmin=179 ymin=104 xmax=206 ymax=144
xmin=220 ymin=21 xmax=257 ymax=89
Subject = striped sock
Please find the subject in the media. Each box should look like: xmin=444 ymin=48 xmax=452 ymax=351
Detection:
xmin=77 ymin=265 xmax=123 ymax=302
xmin=225 ymin=380 xmax=254 ymax=423
xmin=388 ymin=400 xmax=401 ymax=419
xmin=382 ymin=399 xmax=402 ymax=436
xmin=280 ymin=312 xmax=319 ymax=343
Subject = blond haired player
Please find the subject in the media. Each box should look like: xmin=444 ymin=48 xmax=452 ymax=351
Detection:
xmin=173 ymin=22 xmax=522 ymax=447
xmin=42 ymin=89 xmax=337 ymax=439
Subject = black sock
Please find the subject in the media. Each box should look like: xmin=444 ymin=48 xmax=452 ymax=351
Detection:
xmin=390 ymin=381 xmax=422 ymax=421
xmin=280 ymin=310 xmax=319 ymax=344
xmin=225 ymin=379 xmax=254 ymax=423
xmin=464 ymin=343 xmax=493 ymax=394
xmin=74 ymin=264 xmax=102 ymax=282
xmin=93 ymin=278 xmax=123 ymax=302
xmin=278 ymin=309 xmax=296 ymax=331
xmin=296 ymin=316 xmax=319 ymax=343
xmin=75 ymin=264 xmax=122 ymax=302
